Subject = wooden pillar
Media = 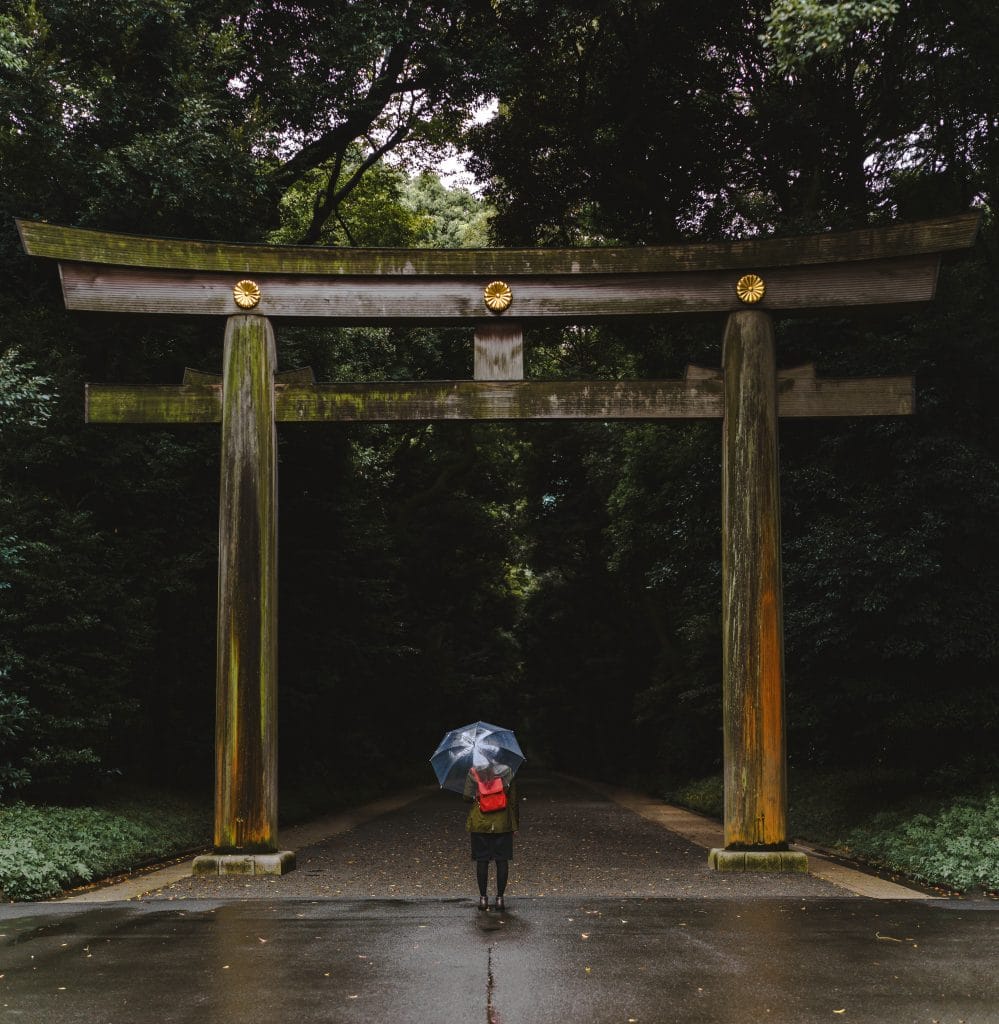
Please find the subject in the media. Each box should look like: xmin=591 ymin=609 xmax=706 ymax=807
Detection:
xmin=474 ymin=324 xmax=524 ymax=380
xmin=719 ymin=308 xmax=790 ymax=854
xmin=215 ymin=314 xmax=279 ymax=853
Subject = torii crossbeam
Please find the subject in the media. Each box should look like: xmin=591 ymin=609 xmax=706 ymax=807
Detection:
xmin=18 ymin=212 xmax=979 ymax=874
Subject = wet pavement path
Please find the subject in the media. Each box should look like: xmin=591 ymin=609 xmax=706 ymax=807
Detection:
xmin=1 ymin=771 xmax=997 ymax=1023
xmin=143 ymin=771 xmax=843 ymax=902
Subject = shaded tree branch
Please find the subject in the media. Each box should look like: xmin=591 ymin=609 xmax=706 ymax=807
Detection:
xmin=271 ymin=38 xmax=413 ymax=189
xmin=334 ymin=209 xmax=357 ymax=247
xmin=299 ymin=119 xmax=411 ymax=243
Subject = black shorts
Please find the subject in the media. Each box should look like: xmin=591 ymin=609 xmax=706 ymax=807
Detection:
xmin=470 ymin=832 xmax=514 ymax=862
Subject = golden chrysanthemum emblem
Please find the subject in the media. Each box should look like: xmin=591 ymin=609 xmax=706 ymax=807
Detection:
xmin=483 ymin=280 xmax=513 ymax=313
xmin=735 ymin=273 xmax=766 ymax=305
xmin=233 ymin=279 xmax=261 ymax=309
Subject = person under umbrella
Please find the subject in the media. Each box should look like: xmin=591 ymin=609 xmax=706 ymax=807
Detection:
xmin=431 ymin=723 xmax=525 ymax=912
xmin=464 ymin=746 xmax=519 ymax=911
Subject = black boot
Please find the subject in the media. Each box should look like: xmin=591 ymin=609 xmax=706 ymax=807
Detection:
xmin=493 ymin=895 xmax=505 ymax=912
xmin=478 ymin=895 xmax=489 ymax=911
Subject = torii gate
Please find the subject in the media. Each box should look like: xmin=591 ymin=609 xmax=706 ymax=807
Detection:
xmin=17 ymin=213 xmax=978 ymax=875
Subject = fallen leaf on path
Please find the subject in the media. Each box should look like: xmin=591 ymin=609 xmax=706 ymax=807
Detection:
xmin=833 ymin=1010 xmax=846 ymax=1014
xmin=875 ymin=932 xmax=903 ymax=942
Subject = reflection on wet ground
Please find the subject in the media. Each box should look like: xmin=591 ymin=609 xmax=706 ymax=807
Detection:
xmin=1 ymin=897 xmax=997 ymax=1024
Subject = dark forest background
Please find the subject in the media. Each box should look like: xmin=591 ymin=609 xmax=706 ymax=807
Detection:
xmin=2 ymin=0 xmax=998 ymax=808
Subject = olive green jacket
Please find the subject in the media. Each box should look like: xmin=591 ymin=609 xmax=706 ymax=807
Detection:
xmin=464 ymin=770 xmax=520 ymax=833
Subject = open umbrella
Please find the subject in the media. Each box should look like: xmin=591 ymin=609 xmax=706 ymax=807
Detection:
xmin=430 ymin=721 xmax=525 ymax=795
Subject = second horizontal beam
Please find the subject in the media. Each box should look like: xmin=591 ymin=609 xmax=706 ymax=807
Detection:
xmin=86 ymin=376 xmax=913 ymax=424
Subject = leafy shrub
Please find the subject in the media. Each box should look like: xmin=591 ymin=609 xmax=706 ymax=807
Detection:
xmin=0 ymin=686 xmax=31 ymax=798
xmin=0 ymin=796 xmax=210 ymax=901
xmin=840 ymin=796 xmax=999 ymax=893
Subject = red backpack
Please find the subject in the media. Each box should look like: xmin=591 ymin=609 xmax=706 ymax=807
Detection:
xmin=471 ymin=768 xmax=508 ymax=812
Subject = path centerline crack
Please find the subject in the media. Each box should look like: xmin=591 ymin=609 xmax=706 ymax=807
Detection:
xmin=486 ymin=944 xmax=499 ymax=1024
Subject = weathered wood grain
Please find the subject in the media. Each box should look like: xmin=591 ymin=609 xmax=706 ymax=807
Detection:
xmin=18 ymin=212 xmax=980 ymax=275
xmin=85 ymin=381 xmax=724 ymax=422
xmin=474 ymin=325 xmax=524 ymax=380
xmin=276 ymin=380 xmax=724 ymax=421
xmin=721 ymin=309 xmax=788 ymax=850
xmin=86 ymin=384 xmax=223 ymax=422
xmin=215 ymin=314 xmax=279 ymax=854
xmin=686 ymin=364 xmax=915 ymax=417
xmin=85 ymin=372 xmax=914 ymax=424
xmin=779 ymin=372 xmax=914 ymax=416
xmin=56 ymin=254 xmax=942 ymax=320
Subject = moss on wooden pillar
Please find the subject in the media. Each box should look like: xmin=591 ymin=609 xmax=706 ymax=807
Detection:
xmin=719 ymin=309 xmax=789 ymax=852
xmin=215 ymin=314 xmax=279 ymax=854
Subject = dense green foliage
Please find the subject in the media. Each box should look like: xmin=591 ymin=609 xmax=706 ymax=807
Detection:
xmin=0 ymin=793 xmax=210 ymax=900
xmin=1 ymin=0 xmax=997 ymax=853
xmin=841 ymin=796 xmax=999 ymax=893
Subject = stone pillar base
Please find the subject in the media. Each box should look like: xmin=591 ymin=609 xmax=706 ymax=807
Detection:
xmin=708 ymin=848 xmax=808 ymax=873
xmin=193 ymin=851 xmax=296 ymax=876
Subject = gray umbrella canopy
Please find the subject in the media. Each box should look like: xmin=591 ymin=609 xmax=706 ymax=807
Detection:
xmin=430 ymin=721 xmax=525 ymax=795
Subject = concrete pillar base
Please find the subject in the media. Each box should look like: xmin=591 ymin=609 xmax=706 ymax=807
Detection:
xmin=192 ymin=851 xmax=296 ymax=876
xmin=708 ymin=848 xmax=808 ymax=873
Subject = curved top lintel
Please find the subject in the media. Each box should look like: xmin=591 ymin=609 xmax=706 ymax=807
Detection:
xmin=15 ymin=212 xmax=981 ymax=278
